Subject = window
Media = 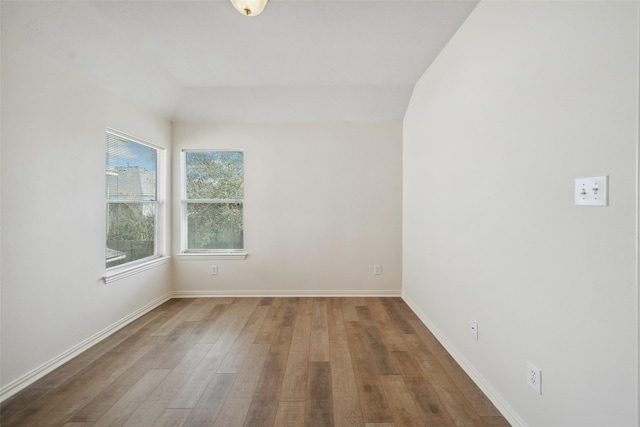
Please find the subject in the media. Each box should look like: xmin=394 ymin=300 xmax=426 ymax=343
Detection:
xmin=183 ymin=150 xmax=244 ymax=252
xmin=106 ymin=131 xmax=161 ymax=268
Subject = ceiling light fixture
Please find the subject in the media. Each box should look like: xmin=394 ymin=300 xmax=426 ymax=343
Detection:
xmin=230 ymin=0 xmax=269 ymax=16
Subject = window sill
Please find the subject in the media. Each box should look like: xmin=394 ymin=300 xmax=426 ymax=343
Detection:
xmin=176 ymin=252 xmax=248 ymax=260
xmin=103 ymin=256 xmax=171 ymax=284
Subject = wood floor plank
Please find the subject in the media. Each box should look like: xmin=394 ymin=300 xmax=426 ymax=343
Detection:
xmin=187 ymin=299 xmax=261 ymax=377
xmin=184 ymin=297 xmax=222 ymax=321
xmin=123 ymin=343 xmax=214 ymax=427
xmin=107 ymin=301 xmax=190 ymax=357
xmin=259 ymin=297 xmax=274 ymax=306
xmin=63 ymin=355 xmax=155 ymax=424
xmin=151 ymin=299 xmax=200 ymax=337
xmin=356 ymin=305 xmax=400 ymax=375
xmin=327 ymin=297 xmax=347 ymax=341
xmin=388 ymin=298 xmax=421 ymax=323
xmin=254 ymin=298 xmax=287 ymax=344
xmin=280 ymin=298 xmax=312 ymax=401
xmin=344 ymin=320 xmax=394 ymax=424
xmin=153 ymin=408 xmax=191 ymax=427
xmin=380 ymin=298 xmax=415 ymax=334
xmin=391 ymin=350 xmax=455 ymax=426
xmin=273 ymin=401 xmax=306 ymax=427
xmin=243 ymin=326 xmax=294 ymax=427
xmin=367 ymin=298 xmax=408 ymax=352
xmin=379 ymin=374 xmax=425 ymax=427
xmin=0 ymin=387 xmax=50 ymax=425
xmin=78 ymin=343 xmax=180 ymax=423
xmin=481 ymin=415 xmax=512 ymax=426
xmin=351 ymin=297 xmax=367 ymax=306
xmin=172 ymin=342 xmax=216 ymax=374
xmin=407 ymin=319 xmax=449 ymax=354
xmin=340 ymin=298 xmax=359 ymax=322
xmin=167 ymin=368 xmax=218 ymax=409
xmin=203 ymin=302 xmax=229 ymax=322
xmin=93 ymin=369 xmax=170 ymax=427
xmin=403 ymin=333 xmax=483 ymax=427
xmin=217 ymin=304 xmax=271 ymax=373
xmin=308 ymin=361 xmax=331 ymax=398
xmin=152 ymin=322 xmax=207 ymax=369
xmin=213 ymin=344 xmax=271 ymax=427
xmin=196 ymin=298 xmax=258 ymax=344
xmin=460 ymin=382 xmax=506 ymax=418
xmin=330 ymin=339 xmax=363 ymax=426
xmin=309 ymin=299 xmax=330 ymax=362
xmin=305 ymin=361 xmax=334 ymax=427
xmin=279 ymin=298 xmax=300 ymax=327
xmin=181 ymin=373 xmax=236 ymax=426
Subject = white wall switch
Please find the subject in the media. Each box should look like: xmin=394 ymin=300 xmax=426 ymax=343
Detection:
xmin=575 ymin=176 xmax=608 ymax=206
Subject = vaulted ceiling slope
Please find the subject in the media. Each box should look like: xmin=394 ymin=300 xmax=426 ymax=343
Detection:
xmin=2 ymin=0 xmax=478 ymax=122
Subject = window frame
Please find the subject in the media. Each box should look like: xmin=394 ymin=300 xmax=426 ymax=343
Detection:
xmin=181 ymin=149 xmax=245 ymax=254
xmin=105 ymin=129 xmax=167 ymax=278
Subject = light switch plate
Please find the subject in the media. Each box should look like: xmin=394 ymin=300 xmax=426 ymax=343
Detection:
xmin=575 ymin=176 xmax=608 ymax=206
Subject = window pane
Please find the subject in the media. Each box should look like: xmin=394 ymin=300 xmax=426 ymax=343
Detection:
xmin=186 ymin=151 xmax=243 ymax=200
xmin=187 ymin=203 xmax=243 ymax=250
xmin=106 ymin=202 xmax=156 ymax=267
xmin=106 ymin=134 xmax=157 ymax=201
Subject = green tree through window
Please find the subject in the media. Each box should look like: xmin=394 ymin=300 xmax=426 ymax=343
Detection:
xmin=184 ymin=151 xmax=244 ymax=251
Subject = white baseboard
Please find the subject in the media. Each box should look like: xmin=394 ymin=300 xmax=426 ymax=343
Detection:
xmin=173 ymin=289 xmax=402 ymax=298
xmin=401 ymin=292 xmax=526 ymax=427
xmin=0 ymin=293 xmax=172 ymax=403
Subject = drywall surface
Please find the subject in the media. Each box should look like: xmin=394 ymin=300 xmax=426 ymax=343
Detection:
xmin=172 ymin=122 xmax=402 ymax=295
xmin=1 ymin=35 xmax=172 ymax=391
xmin=403 ymin=1 xmax=638 ymax=426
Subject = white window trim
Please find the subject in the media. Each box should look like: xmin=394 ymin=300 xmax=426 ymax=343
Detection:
xmin=105 ymin=128 xmax=168 ymax=275
xmin=180 ymin=149 xmax=245 ymax=254
xmin=103 ymin=255 xmax=171 ymax=284
xmin=175 ymin=253 xmax=248 ymax=260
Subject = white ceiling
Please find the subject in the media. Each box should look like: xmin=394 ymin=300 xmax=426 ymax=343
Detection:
xmin=2 ymin=0 xmax=478 ymax=122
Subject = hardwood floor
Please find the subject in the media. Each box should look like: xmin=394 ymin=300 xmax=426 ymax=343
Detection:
xmin=0 ymin=297 xmax=510 ymax=426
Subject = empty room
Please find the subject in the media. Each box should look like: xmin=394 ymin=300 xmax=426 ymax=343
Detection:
xmin=1 ymin=1 xmax=639 ymax=426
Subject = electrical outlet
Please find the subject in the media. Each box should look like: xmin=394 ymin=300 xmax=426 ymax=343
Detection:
xmin=210 ymin=265 xmax=218 ymax=276
xmin=527 ymin=362 xmax=542 ymax=394
xmin=374 ymin=264 xmax=382 ymax=275
xmin=470 ymin=320 xmax=478 ymax=340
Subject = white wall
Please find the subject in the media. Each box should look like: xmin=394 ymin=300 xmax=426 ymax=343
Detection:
xmin=1 ymin=35 xmax=172 ymax=393
xmin=172 ymin=122 xmax=402 ymax=295
xmin=403 ymin=1 xmax=639 ymax=426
